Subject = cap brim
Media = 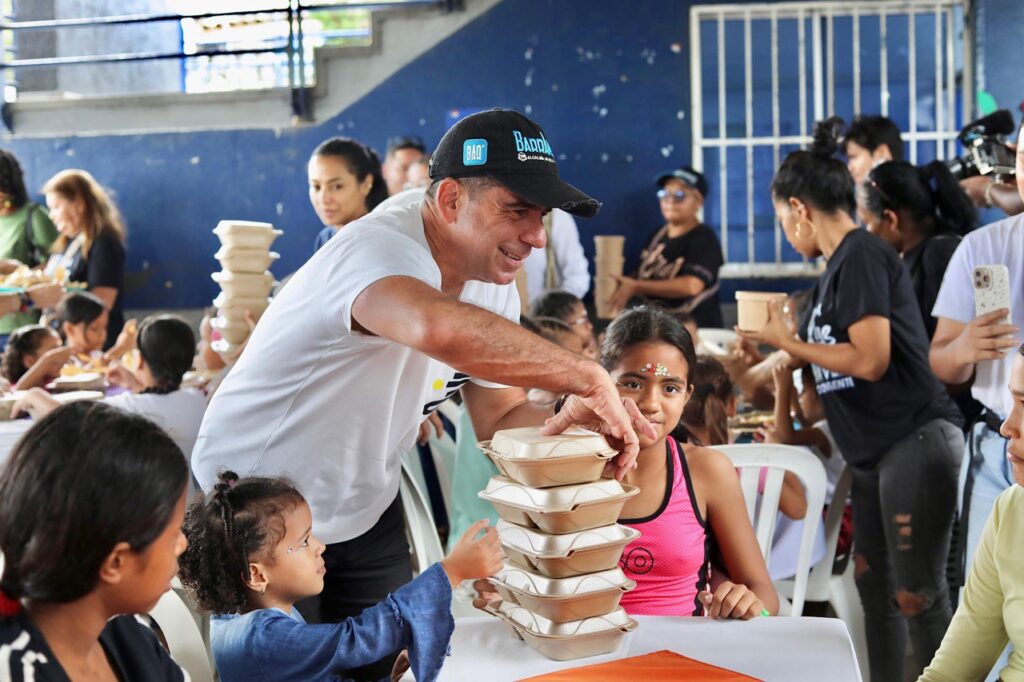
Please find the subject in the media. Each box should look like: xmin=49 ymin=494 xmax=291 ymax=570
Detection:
xmin=492 ymin=174 xmax=602 ymax=218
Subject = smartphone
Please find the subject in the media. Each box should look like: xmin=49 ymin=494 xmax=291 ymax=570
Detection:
xmin=973 ymin=264 xmax=1012 ymax=323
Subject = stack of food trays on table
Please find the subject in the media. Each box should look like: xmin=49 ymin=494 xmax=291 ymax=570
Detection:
xmin=477 ymin=426 xmax=640 ymax=661
xmin=210 ymin=220 xmax=281 ymax=356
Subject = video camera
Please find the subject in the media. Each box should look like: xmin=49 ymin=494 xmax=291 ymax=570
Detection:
xmin=946 ymin=109 xmax=1018 ymax=180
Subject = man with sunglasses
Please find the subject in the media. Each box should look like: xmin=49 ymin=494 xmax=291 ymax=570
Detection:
xmin=611 ymin=166 xmax=724 ymax=327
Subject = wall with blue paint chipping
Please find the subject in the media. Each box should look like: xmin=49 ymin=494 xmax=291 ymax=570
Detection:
xmin=6 ymin=0 xmax=1020 ymax=311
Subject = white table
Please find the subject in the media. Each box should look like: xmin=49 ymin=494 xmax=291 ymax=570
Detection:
xmin=435 ymin=616 xmax=862 ymax=681
xmin=0 ymin=419 xmax=32 ymax=466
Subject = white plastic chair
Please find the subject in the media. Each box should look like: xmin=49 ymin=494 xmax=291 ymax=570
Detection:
xmin=697 ymin=327 xmax=738 ymax=355
xmin=716 ymin=443 xmax=827 ymax=617
xmin=774 ymin=465 xmax=868 ymax=676
xmin=400 ymin=460 xmax=446 ymax=577
xmin=150 ymin=588 xmax=214 ymax=682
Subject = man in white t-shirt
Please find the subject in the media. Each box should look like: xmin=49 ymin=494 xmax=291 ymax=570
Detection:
xmin=931 ymin=125 xmax=1024 ymax=606
xmin=192 ymin=109 xmax=652 ymax=668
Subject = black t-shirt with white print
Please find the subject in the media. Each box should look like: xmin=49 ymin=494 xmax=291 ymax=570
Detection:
xmin=798 ymin=228 xmax=961 ymax=467
xmin=0 ymin=612 xmax=184 ymax=681
xmin=636 ymin=223 xmax=724 ymax=328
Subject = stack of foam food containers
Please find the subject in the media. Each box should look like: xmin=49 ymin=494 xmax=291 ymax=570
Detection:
xmin=209 ymin=220 xmax=282 ymax=357
xmin=477 ymin=426 xmax=641 ymax=662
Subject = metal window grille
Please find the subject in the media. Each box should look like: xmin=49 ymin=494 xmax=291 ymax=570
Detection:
xmin=689 ymin=0 xmax=970 ymax=278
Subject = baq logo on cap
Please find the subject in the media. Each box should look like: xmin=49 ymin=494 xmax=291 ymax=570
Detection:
xmin=462 ymin=138 xmax=488 ymax=166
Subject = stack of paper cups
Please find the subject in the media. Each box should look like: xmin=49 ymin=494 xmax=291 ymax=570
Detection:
xmin=210 ymin=220 xmax=282 ymax=356
xmin=593 ymin=236 xmax=625 ymax=320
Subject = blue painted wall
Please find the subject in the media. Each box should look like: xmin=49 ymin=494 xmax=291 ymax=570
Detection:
xmin=6 ymin=0 xmax=1022 ymax=310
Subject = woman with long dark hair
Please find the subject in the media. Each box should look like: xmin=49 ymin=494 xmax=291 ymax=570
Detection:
xmin=738 ymin=119 xmax=965 ymax=681
xmin=307 ymin=137 xmax=388 ymax=254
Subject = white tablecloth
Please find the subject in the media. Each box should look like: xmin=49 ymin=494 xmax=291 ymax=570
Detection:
xmin=434 ymin=615 xmax=862 ymax=681
xmin=0 ymin=419 xmax=32 ymax=466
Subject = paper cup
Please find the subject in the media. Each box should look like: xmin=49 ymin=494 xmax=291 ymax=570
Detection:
xmin=735 ymin=291 xmax=788 ymax=331
xmin=594 ymin=235 xmax=625 ymax=258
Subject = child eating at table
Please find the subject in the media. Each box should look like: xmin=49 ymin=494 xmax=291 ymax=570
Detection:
xmin=13 ymin=315 xmax=207 ymax=462
xmin=1 ymin=323 xmax=63 ymax=387
xmin=178 ymin=470 xmax=504 ymax=682
xmin=0 ymin=401 xmax=190 ymax=681
xmin=603 ymin=306 xmax=779 ymax=618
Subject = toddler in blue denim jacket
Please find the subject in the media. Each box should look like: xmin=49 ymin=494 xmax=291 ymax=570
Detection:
xmin=178 ymin=471 xmax=503 ymax=682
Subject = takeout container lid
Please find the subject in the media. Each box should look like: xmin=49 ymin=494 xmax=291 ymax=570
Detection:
xmin=494 ymin=563 xmax=634 ymax=598
xmin=480 ymin=476 xmax=629 ymax=512
xmin=480 ymin=476 xmax=639 ymax=534
xmin=211 ymin=338 xmax=242 ymax=356
xmin=486 ymin=427 xmax=616 ymax=459
xmin=215 ymin=247 xmax=280 ymax=274
xmin=212 ymin=292 xmax=271 ymax=313
xmin=487 ymin=600 xmax=636 ymax=638
xmin=212 ymin=270 xmax=276 ymax=298
xmin=497 ymin=520 xmax=640 ymax=560
xmin=209 ymin=316 xmax=253 ymax=344
xmin=490 ymin=562 xmax=635 ymax=622
xmin=213 ymin=221 xmax=283 ymax=249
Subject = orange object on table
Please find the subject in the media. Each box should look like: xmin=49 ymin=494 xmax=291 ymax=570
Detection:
xmin=517 ymin=649 xmax=762 ymax=682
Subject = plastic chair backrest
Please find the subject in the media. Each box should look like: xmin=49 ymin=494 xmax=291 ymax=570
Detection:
xmin=400 ymin=461 xmax=446 ymax=576
xmin=715 ymin=443 xmax=828 ymax=617
xmin=805 ymin=465 xmax=853 ymax=599
xmin=149 ymin=589 xmax=214 ymax=682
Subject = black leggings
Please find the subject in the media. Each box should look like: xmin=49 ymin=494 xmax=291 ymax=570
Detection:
xmin=296 ymin=494 xmax=413 ymax=681
xmin=850 ymin=418 xmax=964 ymax=682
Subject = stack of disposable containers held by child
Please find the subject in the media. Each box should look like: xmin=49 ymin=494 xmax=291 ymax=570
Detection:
xmin=478 ymin=426 xmax=641 ymax=661
xmin=209 ymin=220 xmax=282 ymax=357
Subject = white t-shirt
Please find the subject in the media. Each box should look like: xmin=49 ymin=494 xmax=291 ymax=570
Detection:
xmin=192 ymin=201 xmax=520 ymax=544
xmin=104 ymin=388 xmax=207 ymax=460
xmin=932 ymin=214 xmax=1024 ymax=419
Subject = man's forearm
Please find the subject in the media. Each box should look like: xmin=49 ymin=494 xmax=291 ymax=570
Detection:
xmin=423 ymin=296 xmax=605 ymax=395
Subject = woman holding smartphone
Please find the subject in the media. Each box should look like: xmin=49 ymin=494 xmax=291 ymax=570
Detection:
xmin=738 ymin=119 xmax=965 ymax=682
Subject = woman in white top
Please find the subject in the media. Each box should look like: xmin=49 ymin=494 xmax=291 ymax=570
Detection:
xmin=14 ymin=315 xmax=206 ymax=461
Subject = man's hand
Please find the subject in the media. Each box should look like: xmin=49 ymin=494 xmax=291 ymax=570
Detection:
xmin=539 ymin=377 xmax=657 ymax=479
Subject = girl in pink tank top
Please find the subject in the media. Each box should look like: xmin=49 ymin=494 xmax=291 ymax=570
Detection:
xmin=602 ymin=307 xmax=778 ymax=619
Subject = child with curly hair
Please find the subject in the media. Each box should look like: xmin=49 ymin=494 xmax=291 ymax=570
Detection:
xmin=178 ymin=471 xmax=503 ymax=682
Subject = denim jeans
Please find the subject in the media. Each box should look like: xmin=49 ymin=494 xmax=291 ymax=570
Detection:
xmin=851 ymin=418 xmax=964 ymax=682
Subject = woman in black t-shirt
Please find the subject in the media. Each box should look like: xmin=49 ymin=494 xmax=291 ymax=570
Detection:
xmin=42 ymin=170 xmax=126 ymax=348
xmin=738 ymin=120 xmax=965 ymax=682
xmin=610 ymin=167 xmax=724 ymax=327
xmin=0 ymin=402 xmax=188 ymax=681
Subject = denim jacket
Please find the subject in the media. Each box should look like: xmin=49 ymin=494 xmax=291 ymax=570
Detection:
xmin=211 ymin=562 xmax=454 ymax=681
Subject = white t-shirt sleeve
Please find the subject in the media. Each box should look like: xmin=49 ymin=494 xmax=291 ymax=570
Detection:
xmin=931 ymin=232 xmax=977 ymax=323
xmin=320 ymin=225 xmax=441 ymax=337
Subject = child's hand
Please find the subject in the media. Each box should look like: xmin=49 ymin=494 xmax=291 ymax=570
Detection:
xmin=755 ymin=423 xmax=781 ymax=444
xmin=417 ymin=412 xmax=444 ymax=445
xmin=699 ymin=581 xmax=766 ymax=620
xmin=11 ymin=387 xmax=60 ymax=420
xmin=441 ymin=519 xmax=504 ymax=587
xmin=771 ymin=363 xmax=792 ymax=389
xmin=26 ymin=283 xmax=64 ymax=310
xmin=107 ymin=363 xmax=143 ymax=393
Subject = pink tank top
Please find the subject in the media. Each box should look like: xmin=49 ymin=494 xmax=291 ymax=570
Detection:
xmin=618 ymin=437 xmax=711 ymax=616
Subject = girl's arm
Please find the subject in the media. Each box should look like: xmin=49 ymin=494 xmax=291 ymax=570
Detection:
xmin=737 ymin=301 xmax=891 ymax=382
xmin=14 ymin=346 xmax=72 ymax=390
xmin=689 ymin=446 xmax=779 ymax=618
xmin=102 ymin=319 xmax=137 ymax=364
xmin=241 ymin=563 xmax=454 ymax=682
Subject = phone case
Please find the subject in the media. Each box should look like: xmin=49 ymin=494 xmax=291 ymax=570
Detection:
xmin=974 ymin=264 xmax=1012 ymax=321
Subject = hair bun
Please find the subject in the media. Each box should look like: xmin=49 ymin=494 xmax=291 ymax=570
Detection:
xmin=213 ymin=470 xmax=240 ymax=497
xmin=811 ymin=116 xmax=846 ymax=158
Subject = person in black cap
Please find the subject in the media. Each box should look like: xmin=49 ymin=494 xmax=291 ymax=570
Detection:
xmin=192 ymin=108 xmax=654 ymax=680
xmin=610 ymin=166 xmax=725 ymax=328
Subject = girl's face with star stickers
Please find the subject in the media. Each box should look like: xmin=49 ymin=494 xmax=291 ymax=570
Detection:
xmin=609 ymin=341 xmax=693 ymax=449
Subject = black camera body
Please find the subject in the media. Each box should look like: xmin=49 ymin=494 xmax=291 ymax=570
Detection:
xmin=946 ymin=109 xmax=1017 ymax=180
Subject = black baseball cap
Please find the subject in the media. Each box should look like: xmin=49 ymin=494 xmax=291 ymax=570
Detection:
xmin=429 ymin=109 xmax=601 ymax=218
xmin=655 ymin=166 xmax=709 ymax=198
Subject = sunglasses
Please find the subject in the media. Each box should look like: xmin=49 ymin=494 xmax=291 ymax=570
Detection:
xmin=657 ymin=189 xmax=688 ymax=203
